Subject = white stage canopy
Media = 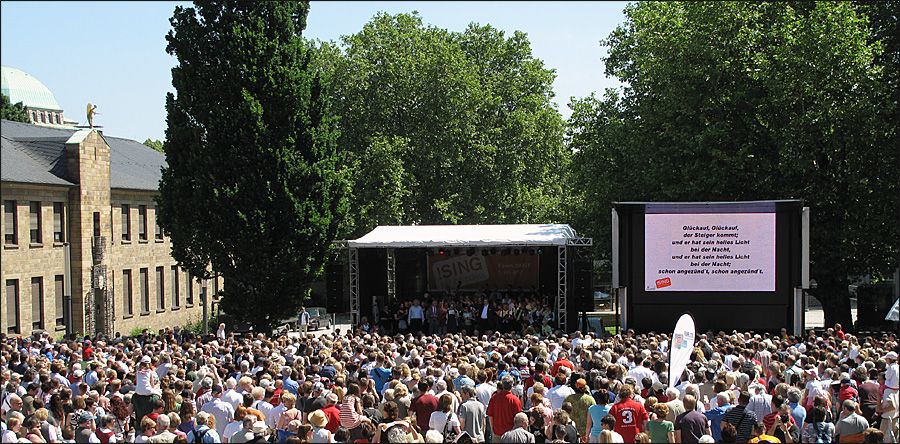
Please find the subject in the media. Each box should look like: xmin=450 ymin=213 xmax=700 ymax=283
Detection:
xmin=348 ymin=224 xmax=579 ymax=248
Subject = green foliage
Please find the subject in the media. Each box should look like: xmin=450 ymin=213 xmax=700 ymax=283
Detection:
xmin=156 ymin=1 xmax=350 ymax=335
xmin=127 ymin=326 xmax=151 ymax=338
xmin=313 ymin=12 xmax=568 ymax=237
xmin=181 ymin=315 xmax=211 ymax=335
xmin=1 ymin=94 xmax=30 ymax=123
xmin=569 ymin=2 xmax=898 ymax=328
xmin=143 ymin=138 xmax=164 ymax=152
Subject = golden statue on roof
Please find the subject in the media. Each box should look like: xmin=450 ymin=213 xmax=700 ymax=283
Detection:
xmin=87 ymin=103 xmax=101 ymax=129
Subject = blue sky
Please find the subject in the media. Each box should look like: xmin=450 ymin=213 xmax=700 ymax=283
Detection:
xmin=1 ymin=1 xmax=627 ymax=142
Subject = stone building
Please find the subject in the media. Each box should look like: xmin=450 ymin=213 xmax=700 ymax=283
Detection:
xmin=2 ymin=119 xmax=222 ymax=337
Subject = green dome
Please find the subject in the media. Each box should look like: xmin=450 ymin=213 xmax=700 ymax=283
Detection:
xmin=1 ymin=66 xmax=62 ymax=111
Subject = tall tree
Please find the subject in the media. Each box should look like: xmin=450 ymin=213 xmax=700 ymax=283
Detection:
xmin=2 ymin=94 xmax=29 ymax=123
xmin=569 ymin=2 xmax=898 ymax=329
xmin=314 ymin=12 xmax=568 ymax=238
xmin=156 ymin=1 xmax=349 ymax=334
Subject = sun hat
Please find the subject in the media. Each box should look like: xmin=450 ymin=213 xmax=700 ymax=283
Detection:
xmin=252 ymin=421 xmax=267 ymax=434
xmin=309 ymin=410 xmax=328 ymax=428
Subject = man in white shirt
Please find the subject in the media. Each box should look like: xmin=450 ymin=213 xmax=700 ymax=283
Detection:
xmin=200 ymin=384 xmax=235 ymax=437
xmin=221 ymin=378 xmax=243 ymax=411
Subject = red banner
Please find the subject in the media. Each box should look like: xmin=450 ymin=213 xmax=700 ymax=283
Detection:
xmin=427 ymin=253 xmax=538 ymax=291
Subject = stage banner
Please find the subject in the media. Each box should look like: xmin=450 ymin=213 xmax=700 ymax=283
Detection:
xmin=668 ymin=313 xmax=696 ymax=388
xmin=427 ymin=253 xmax=538 ymax=291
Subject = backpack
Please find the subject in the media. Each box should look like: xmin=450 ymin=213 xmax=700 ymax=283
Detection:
xmin=192 ymin=427 xmax=208 ymax=443
xmin=811 ymin=423 xmax=831 ymax=443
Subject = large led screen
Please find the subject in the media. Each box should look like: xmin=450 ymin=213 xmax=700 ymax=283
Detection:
xmin=644 ymin=213 xmax=776 ymax=292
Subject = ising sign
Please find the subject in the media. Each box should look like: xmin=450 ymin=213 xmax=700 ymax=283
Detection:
xmin=428 ymin=253 xmax=538 ymax=291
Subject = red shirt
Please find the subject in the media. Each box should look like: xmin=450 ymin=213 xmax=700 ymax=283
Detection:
xmin=321 ymin=405 xmax=341 ymax=433
xmin=525 ymin=373 xmax=552 ymax=393
xmin=608 ymin=397 xmax=649 ymax=443
xmin=82 ymin=345 xmax=94 ymax=361
xmin=409 ymin=394 xmax=439 ymax=431
xmin=486 ymin=390 xmax=523 ymax=436
xmin=551 ymin=360 xmax=575 ymax=377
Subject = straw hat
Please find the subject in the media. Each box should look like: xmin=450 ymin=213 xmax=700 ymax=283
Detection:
xmin=309 ymin=409 xmax=328 ymax=428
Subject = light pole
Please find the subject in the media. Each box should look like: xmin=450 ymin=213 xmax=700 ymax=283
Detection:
xmin=201 ymin=284 xmax=209 ymax=336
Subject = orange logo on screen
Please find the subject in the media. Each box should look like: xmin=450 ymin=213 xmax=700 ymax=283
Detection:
xmin=656 ymin=277 xmax=672 ymax=288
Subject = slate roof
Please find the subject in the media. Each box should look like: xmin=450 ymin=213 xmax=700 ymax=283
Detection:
xmin=1 ymin=119 xmax=166 ymax=191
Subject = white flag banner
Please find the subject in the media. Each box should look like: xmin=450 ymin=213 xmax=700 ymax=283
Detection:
xmin=887 ymin=299 xmax=899 ymax=322
xmin=668 ymin=313 xmax=696 ymax=388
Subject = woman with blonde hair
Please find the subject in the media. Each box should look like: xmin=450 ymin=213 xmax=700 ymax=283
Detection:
xmin=392 ymin=383 xmax=411 ymax=419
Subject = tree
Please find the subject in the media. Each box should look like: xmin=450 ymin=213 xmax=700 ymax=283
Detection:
xmin=314 ymin=13 xmax=568 ymax=238
xmin=156 ymin=1 xmax=349 ymax=334
xmin=2 ymin=94 xmax=29 ymax=123
xmin=568 ymin=2 xmax=898 ymax=329
xmin=143 ymin=139 xmax=164 ymax=152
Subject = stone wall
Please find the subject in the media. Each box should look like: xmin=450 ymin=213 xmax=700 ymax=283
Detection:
xmin=1 ymin=184 xmax=71 ymax=335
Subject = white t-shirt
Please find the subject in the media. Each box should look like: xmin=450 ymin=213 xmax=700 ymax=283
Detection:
xmin=429 ymin=410 xmax=460 ymax=435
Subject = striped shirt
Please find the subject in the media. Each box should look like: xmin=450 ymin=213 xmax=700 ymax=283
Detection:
xmin=340 ymin=395 xmax=363 ymax=429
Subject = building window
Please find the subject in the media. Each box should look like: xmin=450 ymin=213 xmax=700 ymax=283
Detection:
xmin=29 ymin=201 xmax=42 ymax=245
xmin=40 ymin=112 xmax=45 ymax=123
xmin=187 ymin=274 xmax=194 ymax=306
xmin=53 ymin=202 xmax=65 ymax=243
xmin=55 ymin=114 xmax=60 ymax=124
xmin=121 ymin=205 xmax=131 ymax=241
xmin=155 ymin=207 xmax=164 ymax=241
xmin=31 ymin=111 xmax=37 ymax=122
xmin=31 ymin=277 xmax=44 ymax=330
xmin=6 ymin=279 xmax=19 ymax=334
xmin=93 ymin=212 xmax=101 ymax=237
xmin=4 ymin=200 xmax=16 ymax=245
xmin=138 ymin=205 xmax=147 ymax=241
xmin=156 ymin=266 xmax=165 ymax=311
xmin=122 ymin=270 xmax=133 ymax=317
xmin=55 ymin=275 xmax=65 ymax=327
xmin=171 ymin=266 xmax=180 ymax=309
xmin=139 ymin=268 xmax=149 ymax=315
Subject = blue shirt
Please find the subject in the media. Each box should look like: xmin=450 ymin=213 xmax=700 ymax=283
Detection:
xmin=588 ymin=404 xmax=611 ymax=437
xmin=703 ymin=403 xmax=732 ymax=442
xmin=282 ymin=377 xmax=299 ymax=396
xmin=453 ymin=375 xmax=476 ymax=391
xmin=186 ymin=425 xmax=221 ymax=443
xmin=790 ymin=402 xmax=806 ymax=429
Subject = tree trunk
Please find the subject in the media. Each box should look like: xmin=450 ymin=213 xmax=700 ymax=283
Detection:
xmin=811 ymin=275 xmax=855 ymax=333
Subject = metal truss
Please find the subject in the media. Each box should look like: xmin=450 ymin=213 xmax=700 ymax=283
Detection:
xmin=349 ymin=248 xmax=359 ymax=327
xmin=558 ymin=246 xmax=567 ymax=331
xmin=386 ymin=249 xmax=396 ymax=301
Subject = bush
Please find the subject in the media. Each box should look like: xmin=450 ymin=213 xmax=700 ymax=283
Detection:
xmin=182 ymin=315 xmax=212 ymax=335
xmin=128 ymin=326 xmax=151 ymax=338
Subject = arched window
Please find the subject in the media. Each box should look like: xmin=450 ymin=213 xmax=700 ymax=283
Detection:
xmin=31 ymin=111 xmax=37 ymax=122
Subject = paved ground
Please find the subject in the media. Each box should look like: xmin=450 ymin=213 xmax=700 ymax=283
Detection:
xmin=805 ymin=295 xmax=857 ymax=329
xmin=286 ymin=313 xmax=353 ymax=339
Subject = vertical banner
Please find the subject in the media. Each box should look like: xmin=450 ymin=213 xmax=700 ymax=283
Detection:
xmin=668 ymin=313 xmax=696 ymax=388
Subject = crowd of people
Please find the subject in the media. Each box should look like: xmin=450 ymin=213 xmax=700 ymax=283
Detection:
xmin=0 ymin=316 xmax=897 ymax=444
xmin=370 ymin=289 xmax=558 ymax=337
